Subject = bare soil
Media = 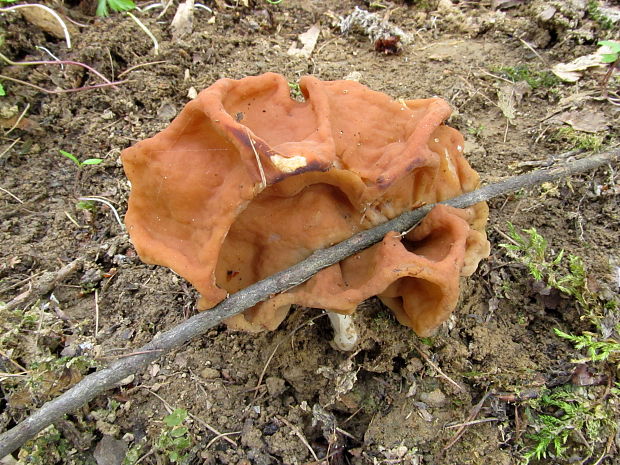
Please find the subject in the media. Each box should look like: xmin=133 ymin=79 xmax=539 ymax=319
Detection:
xmin=0 ymin=1 xmax=619 ymax=464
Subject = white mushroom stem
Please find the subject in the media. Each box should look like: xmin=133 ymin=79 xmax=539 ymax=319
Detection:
xmin=327 ymin=311 xmax=358 ymax=351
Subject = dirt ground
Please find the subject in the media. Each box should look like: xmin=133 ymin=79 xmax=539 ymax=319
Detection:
xmin=1 ymin=0 xmax=619 ymax=464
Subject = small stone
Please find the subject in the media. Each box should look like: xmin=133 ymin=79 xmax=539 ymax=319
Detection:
xmin=201 ymin=367 xmax=220 ymax=379
xmin=419 ymin=388 xmax=447 ymax=408
xmin=94 ymin=435 xmax=127 ymax=465
xmin=265 ymin=376 xmax=286 ymax=397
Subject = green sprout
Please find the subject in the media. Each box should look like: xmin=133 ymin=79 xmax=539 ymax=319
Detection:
xmin=0 ymin=83 xmax=5 ymax=96
xmin=59 ymin=150 xmax=103 ymax=168
xmin=599 ymin=40 xmax=620 ymax=64
xmin=288 ymin=82 xmax=303 ymax=100
xmin=96 ymin=0 xmax=136 ymax=17
xmin=155 ymin=408 xmax=192 ymax=463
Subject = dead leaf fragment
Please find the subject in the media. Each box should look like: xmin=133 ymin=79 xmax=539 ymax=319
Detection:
xmin=19 ymin=6 xmax=78 ymax=39
xmin=497 ymin=81 xmax=531 ymax=121
xmin=171 ymin=0 xmax=194 ymax=40
xmin=287 ymin=24 xmax=321 ymax=59
xmin=571 ymin=364 xmax=607 ymax=386
xmin=492 ymin=0 xmax=528 ymax=10
xmin=557 ymin=109 xmax=609 ymax=133
xmin=551 ymin=44 xmax=614 ymax=82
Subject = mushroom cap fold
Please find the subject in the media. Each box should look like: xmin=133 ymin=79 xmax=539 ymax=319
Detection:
xmin=122 ymin=73 xmax=490 ymax=336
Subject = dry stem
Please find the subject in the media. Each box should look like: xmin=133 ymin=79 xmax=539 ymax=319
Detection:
xmin=0 ymin=149 xmax=618 ymax=457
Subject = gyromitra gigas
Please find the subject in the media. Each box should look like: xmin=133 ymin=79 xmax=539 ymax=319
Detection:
xmin=122 ymin=73 xmax=490 ymax=350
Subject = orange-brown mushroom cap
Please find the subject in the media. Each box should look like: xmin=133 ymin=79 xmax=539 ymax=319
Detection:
xmin=122 ymin=73 xmax=490 ymax=336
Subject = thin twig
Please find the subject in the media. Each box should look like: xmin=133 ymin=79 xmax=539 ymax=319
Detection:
xmin=127 ymin=12 xmax=159 ymax=55
xmin=277 ymin=416 xmax=319 ymax=462
xmin=6 ymin=103 xmax=30 ymax=135
xmin=0 ymin=186 xmax=24 ymax=204
xmin=412 ymin=342 xmax=464 ymax=393
xmin=0 ymin=4 xmax=71 ymax=48
xmin=517 ymin=37 xmax=546 ymax=65
xmin=0 ymin=52 xmax=113 ymax=85
xmin=0 ymin=138 xmax=20 ymax=160
xmin=1 ymin=258 xmax=84 ymax=312
xmin=445 ymin=417 xmax=498 ymax=429
xmin=64 ymin=211 xmax=81 ymax=228
xmin=443 ymin=391 xmax=492 ymax=450
xmin=143 ymin=386 xmax=238 ymax=447
xmin=94 ymin=289 xmax=100 ymax=338
xmin=118 ymin=60 xmax=167 ymax=78
xmin=253 ymin=313 xmax=325 ymax=399
xmin=204 ymin=431 xmax=241 ymax=450
xmin=0 ymin=149 xmax=618 ymax=457
xmin=0 ymin=74 xmax=127 ymax=94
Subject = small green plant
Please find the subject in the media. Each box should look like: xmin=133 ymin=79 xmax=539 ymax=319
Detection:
xmin=76 ymin=199 xmax=96 ymax=210
xmin=288 ymin=82 xmax=303 ymax=100
xmin=498 ymin=224 xmax=615 ymax=327
xmin=500 ymin=224 xmax=583 ymax=294
xmin=59 ymin=149 xmax=103 ymax=168
xmin=493 ymin=65 xmax=560 ymax=89
xmin=552 ymin=126 xmax=604 ymax=152
xmin=467 ymin=124 xmax=485 ymax=138
xmin=0 ymin=83 xmax=5 ymax=96
xmin=555 ymin=327 xmax=620 ymax=362
xmin=587 ymin=1 xmax=615 ymax=30
xmin=18 ymin=425 xmax=71 ymax=464
xmin=96 ymin=0 xmax=136 ymax=16
xmin=156 ymin=408 xmax=192 ymax=463
xmin=523 ymin=385 xmax=615 ymax=463
xmin=599 ymin=40 xmax=620 ymax=63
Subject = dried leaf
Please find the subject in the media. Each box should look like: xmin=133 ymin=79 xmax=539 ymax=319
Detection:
xmin=551 ymin=44 xmax=613 ymax=82
xmin=497 ymin=81 xmax=530 ymax=121
xmin=171 ymin=0 xmax=194 ymax=40
xmin=19 ymin=6 xmax=78 ymax=39
xmin=557 ymin=109 xmax=609 ymax=133
xmin=571 ymin=364 xmax=607 ymax=386
xmin=287 ymin=24 xmax=321 ymax=59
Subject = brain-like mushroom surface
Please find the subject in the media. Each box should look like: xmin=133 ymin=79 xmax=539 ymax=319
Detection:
xmin=122 ymin=73 xmax=490 ymax=336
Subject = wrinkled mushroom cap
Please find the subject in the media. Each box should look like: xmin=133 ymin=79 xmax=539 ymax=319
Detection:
xmin=122 ymin=73 xmax=490 ymax=336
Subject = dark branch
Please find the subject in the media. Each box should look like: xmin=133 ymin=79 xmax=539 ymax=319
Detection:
xmin=0 ymin=149 xmax=617 ymax=457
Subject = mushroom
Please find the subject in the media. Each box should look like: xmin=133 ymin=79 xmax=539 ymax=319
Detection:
xmin=121 ymin=73 xmax=490 ymax=348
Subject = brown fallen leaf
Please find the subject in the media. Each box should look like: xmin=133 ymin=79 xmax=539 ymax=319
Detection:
xmin=19 ymin=6 xmax=78 ymax=40
xmin=287 ymin=24 xmax=321 ymax=59
xmin=171 ymin=0 xmax=194 ymax=40
xmin=571 ymin=364 xmax=608 ymax=387
xmin=0 ymin=115 xmax=40 ymax=133
xmin=556 ymin=109 xmax=609 ymax=133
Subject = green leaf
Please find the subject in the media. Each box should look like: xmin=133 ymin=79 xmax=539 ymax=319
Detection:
xmin=172 ymin=437 xmax=191 ymax=449
xmin=170 ymin=426 xmax=188 ymax=438
xmin=168 ymin=451 xmax=179 ymax=462
xmin=81 ymin=158 xmax=103 ymax=165
xmin=0 ymin=83 xmax=5 ymax=97
xmin=598 ymin=40 xmax=620 ymax=53
xmin=163 ymin=408 xmax=187 ymax=427
xmin=601 ymin=53 xmax=618 ymax=64
xmin=59 ymin=150 xmax=80 ymax=167
xmin=108 ymin=0 xmax=136 ymax=13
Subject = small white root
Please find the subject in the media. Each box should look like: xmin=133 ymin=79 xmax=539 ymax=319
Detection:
xmin=327 ymin=311 xmax=358 ymax=351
